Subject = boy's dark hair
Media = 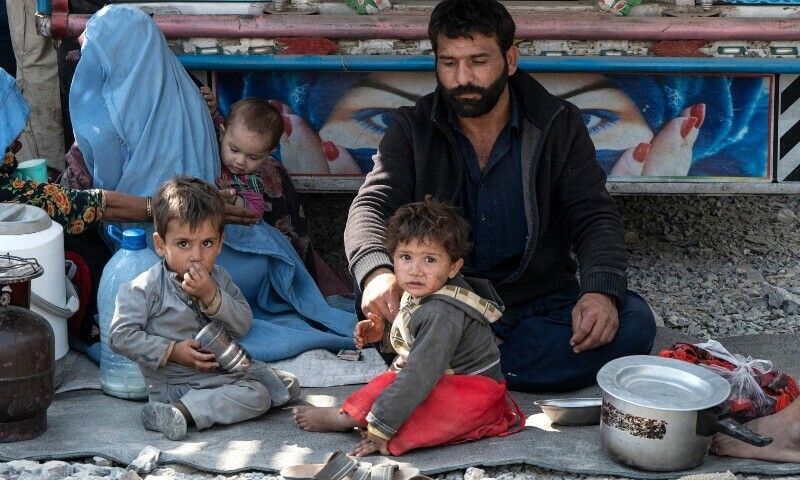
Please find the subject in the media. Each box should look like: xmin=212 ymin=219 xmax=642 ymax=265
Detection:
xmin=223 ymin=97 xmax=284 ymax=149
xmin=153 ymin=176 xmax=225 ymax=238
xmin=385 ymin=196 xmax=472 ymax=261
xmin=428 ymin=0 xmax=515 ymax=54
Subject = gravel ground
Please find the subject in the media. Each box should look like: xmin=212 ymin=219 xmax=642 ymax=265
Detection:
xmin=617 ymin=195 xmax=800 ymax=339
xmin=4 ymin=194 xmax=800 ymax=480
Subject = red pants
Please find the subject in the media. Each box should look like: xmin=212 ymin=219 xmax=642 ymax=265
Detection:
xmin=343 ymin=372 xmax=525 ymax=455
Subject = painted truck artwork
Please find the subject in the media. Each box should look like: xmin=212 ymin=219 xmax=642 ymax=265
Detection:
xmin=217 ymin=71 xmax=772 ymax=181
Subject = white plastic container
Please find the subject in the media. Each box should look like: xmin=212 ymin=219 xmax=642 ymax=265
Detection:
xmin=0 ymin=204 xmax=77 ymax=388
xmin=98 ymin=226 xmax=160 ymax=400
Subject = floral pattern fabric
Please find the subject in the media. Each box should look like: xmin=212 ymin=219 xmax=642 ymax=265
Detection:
xmin=2 ymin=147 xmax=105 ymax=234
xmin=256 ymin=157 xmax=311 ymax=263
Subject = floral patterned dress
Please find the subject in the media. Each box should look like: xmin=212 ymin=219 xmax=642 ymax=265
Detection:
xmin=1 ymin=147 xmax=105 ymax=234
xmin=256 ymin=156 xmax=311 ymax=262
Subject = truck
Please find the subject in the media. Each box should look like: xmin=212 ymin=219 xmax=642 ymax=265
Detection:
xmin=35 ymin=0 xmax=800 ymax=194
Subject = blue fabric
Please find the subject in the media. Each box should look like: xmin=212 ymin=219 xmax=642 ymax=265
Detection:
xmin=70 ymin=332 xmax=101 ymax=366
xmin=325 ymin=295 xmax=356 ymax=314
xmin=0 ymin=67 xmax=29 ymax=150
xmin=492 ymin=288 xmax=656 ymax=392
xmin=70 ymin=5 xmax=356 ymax=362
xmin=453 ymin=90 xmax=527 ymax=282
xmin=70 ymin=5 xmax=220 ymax=199
xmin=220 ymin=222 xmax=357 ymax=362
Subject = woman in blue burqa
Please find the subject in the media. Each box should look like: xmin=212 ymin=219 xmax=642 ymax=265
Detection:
xmin=69 ymin=4 xmax=356 ymax=361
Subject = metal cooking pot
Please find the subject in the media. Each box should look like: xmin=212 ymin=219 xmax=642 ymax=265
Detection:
xmin=597 ymin=355 xmax=772 ymax=472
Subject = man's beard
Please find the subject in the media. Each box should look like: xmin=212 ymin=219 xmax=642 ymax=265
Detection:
xmin=438 ymin=62 xmax=509 ymax=118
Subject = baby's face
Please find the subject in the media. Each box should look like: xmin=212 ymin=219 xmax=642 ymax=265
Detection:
xmin=219 ymin=123 xmax=275 ymax=176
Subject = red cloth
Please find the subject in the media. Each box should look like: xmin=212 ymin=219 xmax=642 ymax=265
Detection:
xmin=342 ymin=372 xmax=525 ymax=456
xmin=64 ymin=250 xmax=91 ymax=333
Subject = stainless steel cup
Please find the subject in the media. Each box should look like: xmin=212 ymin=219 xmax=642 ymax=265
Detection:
xmin=195 ymin=321 xmax=251 ymax=373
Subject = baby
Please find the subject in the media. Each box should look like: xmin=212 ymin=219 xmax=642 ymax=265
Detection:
xmin=218 ymin=98 xmax=284 ymax=217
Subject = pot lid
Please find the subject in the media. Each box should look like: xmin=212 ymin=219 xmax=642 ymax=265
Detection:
xmin=597 ymin=355 xmax=730 ymax=411
xmin=0 ymin=203 xmax=52 ymax=235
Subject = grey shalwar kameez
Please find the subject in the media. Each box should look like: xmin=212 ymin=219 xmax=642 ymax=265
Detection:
xmin=110 ymin=261 xmax=270 ymax=430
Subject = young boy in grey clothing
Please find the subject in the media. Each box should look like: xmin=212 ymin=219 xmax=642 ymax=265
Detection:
xmin=110 ymin=176 xmax=298 ymax=441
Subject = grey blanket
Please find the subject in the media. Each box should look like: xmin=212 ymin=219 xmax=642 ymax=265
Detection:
xmin=2 ymin=328 xmax=799 ymax=479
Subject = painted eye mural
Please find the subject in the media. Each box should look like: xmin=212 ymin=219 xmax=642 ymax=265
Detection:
xmin=217 ymin=71 xmax=771 ymax=180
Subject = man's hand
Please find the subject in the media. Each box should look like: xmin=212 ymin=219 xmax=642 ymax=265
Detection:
xmin=354 ymin=312 xmax=386 ymax=349
xmin=169 ymin=339 xmax=219 ymax=371
xmin=350 ymin=430 xmax=390 ymax=457
xmin=181 ymin=262 xmax=217 ymax=306
xmin=570 ymin=292 xmax=619 ymax=353
xmin=360 ymin=269 xmax=403 ymax=323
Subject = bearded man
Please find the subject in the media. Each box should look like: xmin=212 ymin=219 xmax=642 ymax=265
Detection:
xmin=344 ymin=0 xmax=657 ymax=392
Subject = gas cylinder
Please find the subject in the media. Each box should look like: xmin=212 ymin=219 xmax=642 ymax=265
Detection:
xmin=0 ymin=254 xmax=54 ymax=442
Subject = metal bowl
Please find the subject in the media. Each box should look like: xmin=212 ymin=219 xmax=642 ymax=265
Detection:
xmin=535 ymin=397 xmax=602 ymax=426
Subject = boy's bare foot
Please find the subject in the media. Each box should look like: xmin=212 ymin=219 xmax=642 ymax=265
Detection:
xmin=711 ymin=400 xmax=800 ymax=463
xmin=292 ymin=406 xmax=360 ymax=432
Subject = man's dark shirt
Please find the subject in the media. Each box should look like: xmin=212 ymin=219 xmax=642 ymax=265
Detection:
xmin=451 ymin=91 xmax=527 ymax=283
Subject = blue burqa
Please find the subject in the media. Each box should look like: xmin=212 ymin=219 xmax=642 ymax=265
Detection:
xmin=70 ymin=5 xmax=356 ymax=361
xmin=0 ymin=67 xmax=29 ymax=149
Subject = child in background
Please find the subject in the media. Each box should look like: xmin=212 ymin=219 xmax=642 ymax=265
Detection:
xmin=290 ymin=196 xmax=525 ymax=456
xmin=218 ymin=98 xmax=284 ymax=217
xmin=109 ymin=176 xmax=295 ymax=441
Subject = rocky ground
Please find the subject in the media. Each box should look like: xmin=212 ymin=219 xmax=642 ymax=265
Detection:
xmin=3 ymin=194 xmax=800 ymax=480
xmin=618 ymin=194 xmax=800 ymax=339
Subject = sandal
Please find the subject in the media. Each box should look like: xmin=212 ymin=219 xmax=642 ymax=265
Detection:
xmin=281 ymin=451 xmax=420 ymax=480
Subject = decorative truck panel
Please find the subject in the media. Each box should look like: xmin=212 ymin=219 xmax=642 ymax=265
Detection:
xmin=39 ymin=0 xmax=800 ymax=193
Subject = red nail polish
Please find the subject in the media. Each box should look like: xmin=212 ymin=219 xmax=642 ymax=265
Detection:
xmin=321 ymin=141 xmax=339 ymax=161
xmin=281 ymin=114 xmax=292 ymax=137
xmin=690 ymin=104 xmax=706 ymax=128
xmin=632 ymin=142 xmax=650 ymax=163
xmin=681 ymin=117 xmax=698 ymax=139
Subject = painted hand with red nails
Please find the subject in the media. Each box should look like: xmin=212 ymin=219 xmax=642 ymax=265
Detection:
xmin=610 ymin=103 xmax=705 ymax=177
xmin=268 ymin=100 xmax=362 ymax=175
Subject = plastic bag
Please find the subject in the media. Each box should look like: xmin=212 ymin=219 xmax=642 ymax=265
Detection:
xmin=660 ymin=339 xmax=799 ymax=423
xmin=693 ymin=340 xmax=776 ymax=421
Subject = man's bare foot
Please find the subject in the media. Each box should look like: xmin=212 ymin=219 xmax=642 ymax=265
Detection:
xmin=292 ymin=406 xmax=360 ymax=432
xmin=711 ymin=400 xmax=800 ymax=463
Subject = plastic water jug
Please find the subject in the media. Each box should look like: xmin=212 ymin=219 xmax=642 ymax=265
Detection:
xmin=98 ymin=226 xmax=160 ymax=399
